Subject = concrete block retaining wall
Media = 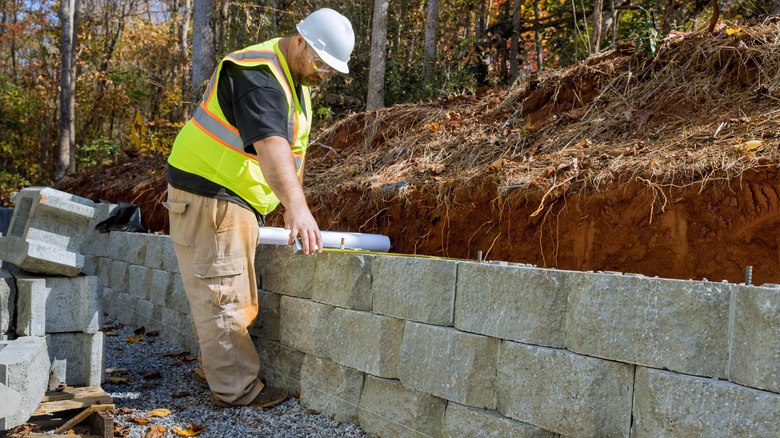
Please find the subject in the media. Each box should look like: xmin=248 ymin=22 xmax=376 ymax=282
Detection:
xmin=84 ymin=233 xmax=780 ymax=438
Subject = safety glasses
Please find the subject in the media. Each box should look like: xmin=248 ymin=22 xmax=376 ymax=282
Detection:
xmin=305 ymin=43 xmax=334 ymax=74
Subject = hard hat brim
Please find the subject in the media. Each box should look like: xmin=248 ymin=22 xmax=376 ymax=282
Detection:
xmin=313 ymin=47 xmax=349 ymax=74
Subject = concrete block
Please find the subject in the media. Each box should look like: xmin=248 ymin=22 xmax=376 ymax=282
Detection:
xmin=108 ymin=231 xmax=147 ymax=265
xmin=0 ymin=187 xmax=96 ymax=277
xmin=497 ymin=341 xmax=633 ymax=438
xmin=113 ymin=291 xmax=139 ymax=325
xmin=399 ymin=322 xmax=498 ymax=409
xmin=149 ymin=269 xmax=173 ymax=307
xmin=632 ymin=367 xmax=780 ymax=437
xmin=0 ymin=383 xmax=22 ymax=420
xmin=167 ymin=274 xmax=190 ymax=314
xmin=109 ymin=260 xmax=130 ymax=292
xmin=0 ymin=271 xmax=15 ymax=335
xmin=0 ymin=207 xmax=12 ymax=236
xmin=256 ymin=244 xmax=315 ymax=298
xmin=327 ymin=308 xmax=404 ymax=378
xmin=160 ymin=307 xmax=195 ymax=352
xmin=14 ymin=272 xmax=102 ymax=335
xmin=81 ymin=225 xmax=111 ymax=259
xmin=729 ymin=285 xmax=780 ymax=393
xmin=443 ymin=402 xmax=556 ymax=438
xmin=82 ymin=254 xmax=98 ymax=276
xmin=128 ymin=264 xmax=153 ymax=300
xmin=372 ymin=255 xmax=457 ymax=326
xmin=311 ymin=252 xmax=372 ymax=311
xmin=134 ymin=299 xmax=154 ymax=329
xmin=249 ymin=289 xmax=281 ymax=341
xmin=97 ymin=257 xmax=111 ymax=289
xmin=161 ymin=240 xmax=180 ymax=273
xmin=0 ymin=337 xmax=49 ymax=430
xmin=279 ymin=296 xmax=332 ymax=358
xmin=300 ymin=354 xmax=364 ymax=424
xmin=101 ymin=286 xmax=118 ymax=318
xmin=358 ymin=375 xmax=447 ymax=438
xmin=455 ymin=262 xmax=570 ymax=348
xmin=46 ymin=332 xmax=105 ymax=387
xmin=253 ymin=338 xmax=305 ymax=393
xmin=142 ymin=234 xmax=171 ymax=270
xmin=566 ymin=273 xmax=732 ymax=378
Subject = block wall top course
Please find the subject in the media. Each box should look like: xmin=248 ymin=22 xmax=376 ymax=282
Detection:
xmin=256 ymin=245 xmax=315 ymax=298
xmin=311 ymin=252 xmax=373 ymax=311
xmin=729 ymin=284 xmax=780 ymax=393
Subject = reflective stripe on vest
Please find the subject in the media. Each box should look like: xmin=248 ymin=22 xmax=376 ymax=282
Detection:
xmin=167 ymin=38 xmax=312 ymax=215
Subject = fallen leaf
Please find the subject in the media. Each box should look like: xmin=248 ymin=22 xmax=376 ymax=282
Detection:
xmin=146 ymin=331 xmax=159 ymax=337
xmin=114 ymin=407 xmax=135 ymax=415
xmin=126 ymin=336 xmax=143 ymax=343
xmin=104 ymin=331 xmax=117 ymax=337
xmin=292 ymin=391 xmax=300 ymax=399
xmin=142 ymin=371 xmax=163 ymax=380
xmin=726 ymin=27 xmax=741 ymax=35
xmin=109 ymin=376 xmax=129 ymax=385
xmin=172 ymin=424 xmax=205 ymax=436
xmin=134 ymin=326 xmax=146 ymax=336
xmin=106 ymin=367 xmax=128 ymax=374
xmin=114 ymin=423 xmax=131 ymax=437
xmin=488 ymin=158 xmax=505 ymax=172
xmin=147 ymin=408 xmax=173 ymax=418
xmin=305 ymin=409 xmax=321 ymax=415
xmin=428 ymin=121 xmax=440 ymax=132
xmin=129 ymin=417 xmax=153 ymax=425
xmin=172 ymin=391 xmax=190 ymax=398
xmin=142 ymin=425 xmax=168 ymax=438
xmin=182 ymin=356 xmax=196 ymax=362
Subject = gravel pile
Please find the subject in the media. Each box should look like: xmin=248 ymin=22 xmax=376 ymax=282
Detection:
xmin=101 ymin=318 xmax=369 ymax=437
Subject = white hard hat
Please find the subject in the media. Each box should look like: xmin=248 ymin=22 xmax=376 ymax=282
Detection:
xmin=296 ymin=8 xmax=355 ymax=74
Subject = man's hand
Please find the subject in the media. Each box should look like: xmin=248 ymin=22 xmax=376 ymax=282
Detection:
xmin=254 ymin=136 xmax=322 ymax=255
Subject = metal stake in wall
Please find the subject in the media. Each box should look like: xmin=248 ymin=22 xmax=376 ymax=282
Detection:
xmin=745 ymin=266 xmax=753 ymax=285
xmin=477 ymin=251 xmax=483 ymax=263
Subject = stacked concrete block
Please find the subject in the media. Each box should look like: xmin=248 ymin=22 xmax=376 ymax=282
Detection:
xmin=46 ymin=332 xmax=105 ymax=387
xmin=0 ymin=187 xmax=96 ymax=276
xmin=729 ymin=285 xmax=780 ymax=393
xmin=632 ymin=367 xmax=780 ymax=437
xmin=256 ymin=245 xmax=316 ymax=298
xmin=300 ymin=354 xmax=365 ymax=424
xmin=311 ymin=252 xmax=373 ymax=311
xmin=160 ymin=307 xmax=197 ymax=354
xmin=443 ymin=403 xmax=556 ymax=438
xmin=254 ymin=339 xmax=305 ymax=393
xmin=566 ymin=273 xmax=733 ymax=378
xmin=327 ymin=308 xmax=405 ymax=378
xmin=279 ymin=296 xmax=333 ymax=358
xmin=399 ymin=322 xmax=499 ymax=409
xmin=497 ymin=341 xmax=633 ymax=437
xmin=372 ymin=255 xmax=458 ymax=326
xmin=128 ymin=264 xmax=153 ymax=300
xmin=455 ymin=262 xmax=571 ymax=348
xmin=0 ymin=271 xmax=16 ymax=335
xmin=358 ymin=375 xmax=447 ymax=438
xmin=0 ymin=337 xmax=50 ymax=430
xmin=249 ymin=289 xmax=281 ymax=341
xmin=149 ymin=269 xmax=174 ymax=308
xmin=108 ymin=231 xmax=147 ymax=265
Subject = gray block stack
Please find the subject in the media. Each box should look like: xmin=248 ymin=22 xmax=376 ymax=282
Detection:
xmin=0 ymin=187 xmax=104 ymax=431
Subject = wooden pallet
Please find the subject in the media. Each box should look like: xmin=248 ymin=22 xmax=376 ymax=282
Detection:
xmin=7 ymin=387 xmax=114 ymax=438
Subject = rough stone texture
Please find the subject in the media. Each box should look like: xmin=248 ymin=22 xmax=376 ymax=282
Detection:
xmin=0 ymin=187 xmax=96 ymax=277
xmin=47 ymin=332 xmax=105 ymax=387
xmin=327 ymin=308 xmax=405 ymax=378
xmin=97 ymin=257 xmax=112 ymax=289
xmin=372 ymin=256 xmax=458 ymax=326
xmin=81 ymin=228 xmax=111 ymax=260
xmin=279 ymin=296 xmax=332 ymax=358
xmin=729 ymin=285 xmax=780 ymax=393
xmin=566 ymin=273 xmax=732 ymax=378
xmin=101 ymin=286 xmax=118 ymax=318
xmin=632 ymin=367 xmax=780 ymax=438
xmin=497 ymin=341 xmax=633 ymax=438
xmin=134 ymin=299 xmax=155 ymax=330
xmin=311 ymin=252 xmax=372 ymax=311
xmin=256 ymin=245 xmax=315 ymax=298
xmin=14 ymin=272 xmax=102 ymax=335
xmin=455 ymin=262 xmax=570 ymax=348
xmin=399 ymin=322 xmax=498 ymax=409
xmin=109 ymin=260 xmax=130 ymax=292
xmin=13 ymin=274 xmax=46 ymax=336
xmin=149 ymin=269 xmax=174 ymax=307
xmin=300 ymin=354 xmax=364 ymax=424
xmin=0 ymin=271 xmax=15 ymax=335
xmin=160 ymin=307 xmax=197 ymax=354
xmin=161 ymin=241 xmax=180 ymax=273
xmin=143 ymin=234 xmax=172 ymax=270
xmin=249 ymin=289 xmax=281 ymax=341
xmin=253 ymin=338 xmax=305 ymax=393
xmin=358 ymin=375 xmax=447 ymax=438
xmin=108 ymin=231 xmax=147 ymax=266
xmin=443 ymin=402 xmax=556 ymax=438
xmin=128 ymin=264 xmax=153 ymax=300
xmin=112 ymin=291 xmax=139 ymax=326
xmin=167 ymin=274 xmax=190 ymax=314
xmin=0 ymin=336 xmax=50 ymax=430
xmin=82 ymin=254 xmax=98 ymax=276
xmin=0 ymin=383 xmax=22 ymax=419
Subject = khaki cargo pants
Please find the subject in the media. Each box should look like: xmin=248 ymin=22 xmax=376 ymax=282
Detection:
xmin=165 ymin=185 xmax=264 ymax=404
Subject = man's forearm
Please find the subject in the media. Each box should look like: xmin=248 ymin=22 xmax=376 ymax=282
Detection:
xmin=253 ymin=136 xmax=307 ymax=210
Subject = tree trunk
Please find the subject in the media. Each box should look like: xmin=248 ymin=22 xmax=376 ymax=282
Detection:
xmin=590 ymin=0 xmax=603 ymax=54
xmin=611 ymin=0 xmax=618 ymax=46
xmin=366 ymin=0 xmax=389 ymax=111
xmin=534 ymin=0 xmax=543 ymax=71
xmin=422 ymin=0 xmax=439 ymax=83
xmin=55 ymin=0 xmax=78 ymax=183
xmin=192 ymin=0 xmax=216 ymax=106
xmin=509 ymin=0 xmax=521 ymax=82
xmin=476 ymin=1 xmax=486 ymax=40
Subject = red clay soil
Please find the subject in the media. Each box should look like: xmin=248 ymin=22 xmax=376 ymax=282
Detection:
xmin=52 ymin=25 xmax=780 ymax=286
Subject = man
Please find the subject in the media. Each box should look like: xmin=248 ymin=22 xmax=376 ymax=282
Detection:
xmin=164 ymin=8 xmax=355 ymax=408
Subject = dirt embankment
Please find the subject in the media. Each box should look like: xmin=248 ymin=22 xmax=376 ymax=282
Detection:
xmin=55 ymin=23 xmax=780 ymax=285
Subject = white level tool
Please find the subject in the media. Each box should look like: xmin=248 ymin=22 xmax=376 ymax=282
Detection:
xmin=258 ymin=227 xmax=391 ymax=252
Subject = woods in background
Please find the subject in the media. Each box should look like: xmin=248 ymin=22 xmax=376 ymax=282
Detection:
xmin=0 ymin=0 xmax=769 ymax=195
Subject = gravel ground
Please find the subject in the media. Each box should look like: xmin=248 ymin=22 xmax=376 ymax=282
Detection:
xmin=101 ymin=318 xmax=370 ymax=438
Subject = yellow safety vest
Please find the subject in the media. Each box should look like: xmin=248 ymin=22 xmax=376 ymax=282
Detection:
xmin=168 ymin=38 xmax=312 ymax=215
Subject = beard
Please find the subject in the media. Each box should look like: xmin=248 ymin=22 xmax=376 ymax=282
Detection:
xmin=299 ymin=72 xmax=325 ymax=87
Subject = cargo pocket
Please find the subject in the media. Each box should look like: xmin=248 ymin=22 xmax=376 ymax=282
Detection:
xmin=193 ymin=256 xmax=247 ymax=308
xmin=164 ymin=200 xmax=194 ymax=248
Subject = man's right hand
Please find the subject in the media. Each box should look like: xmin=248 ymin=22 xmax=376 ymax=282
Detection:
xmin=284 ymin=206 xmax=322 ymax=255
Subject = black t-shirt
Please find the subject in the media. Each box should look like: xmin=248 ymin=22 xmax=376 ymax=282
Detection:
xmin=168 ymin=61 xmax=304 ymax=221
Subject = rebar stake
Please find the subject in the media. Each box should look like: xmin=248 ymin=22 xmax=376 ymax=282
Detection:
xmin=477 ymin=251 xmax=483 ymax=263
xmin=745 ymin=266 xmax=753 ymax=286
